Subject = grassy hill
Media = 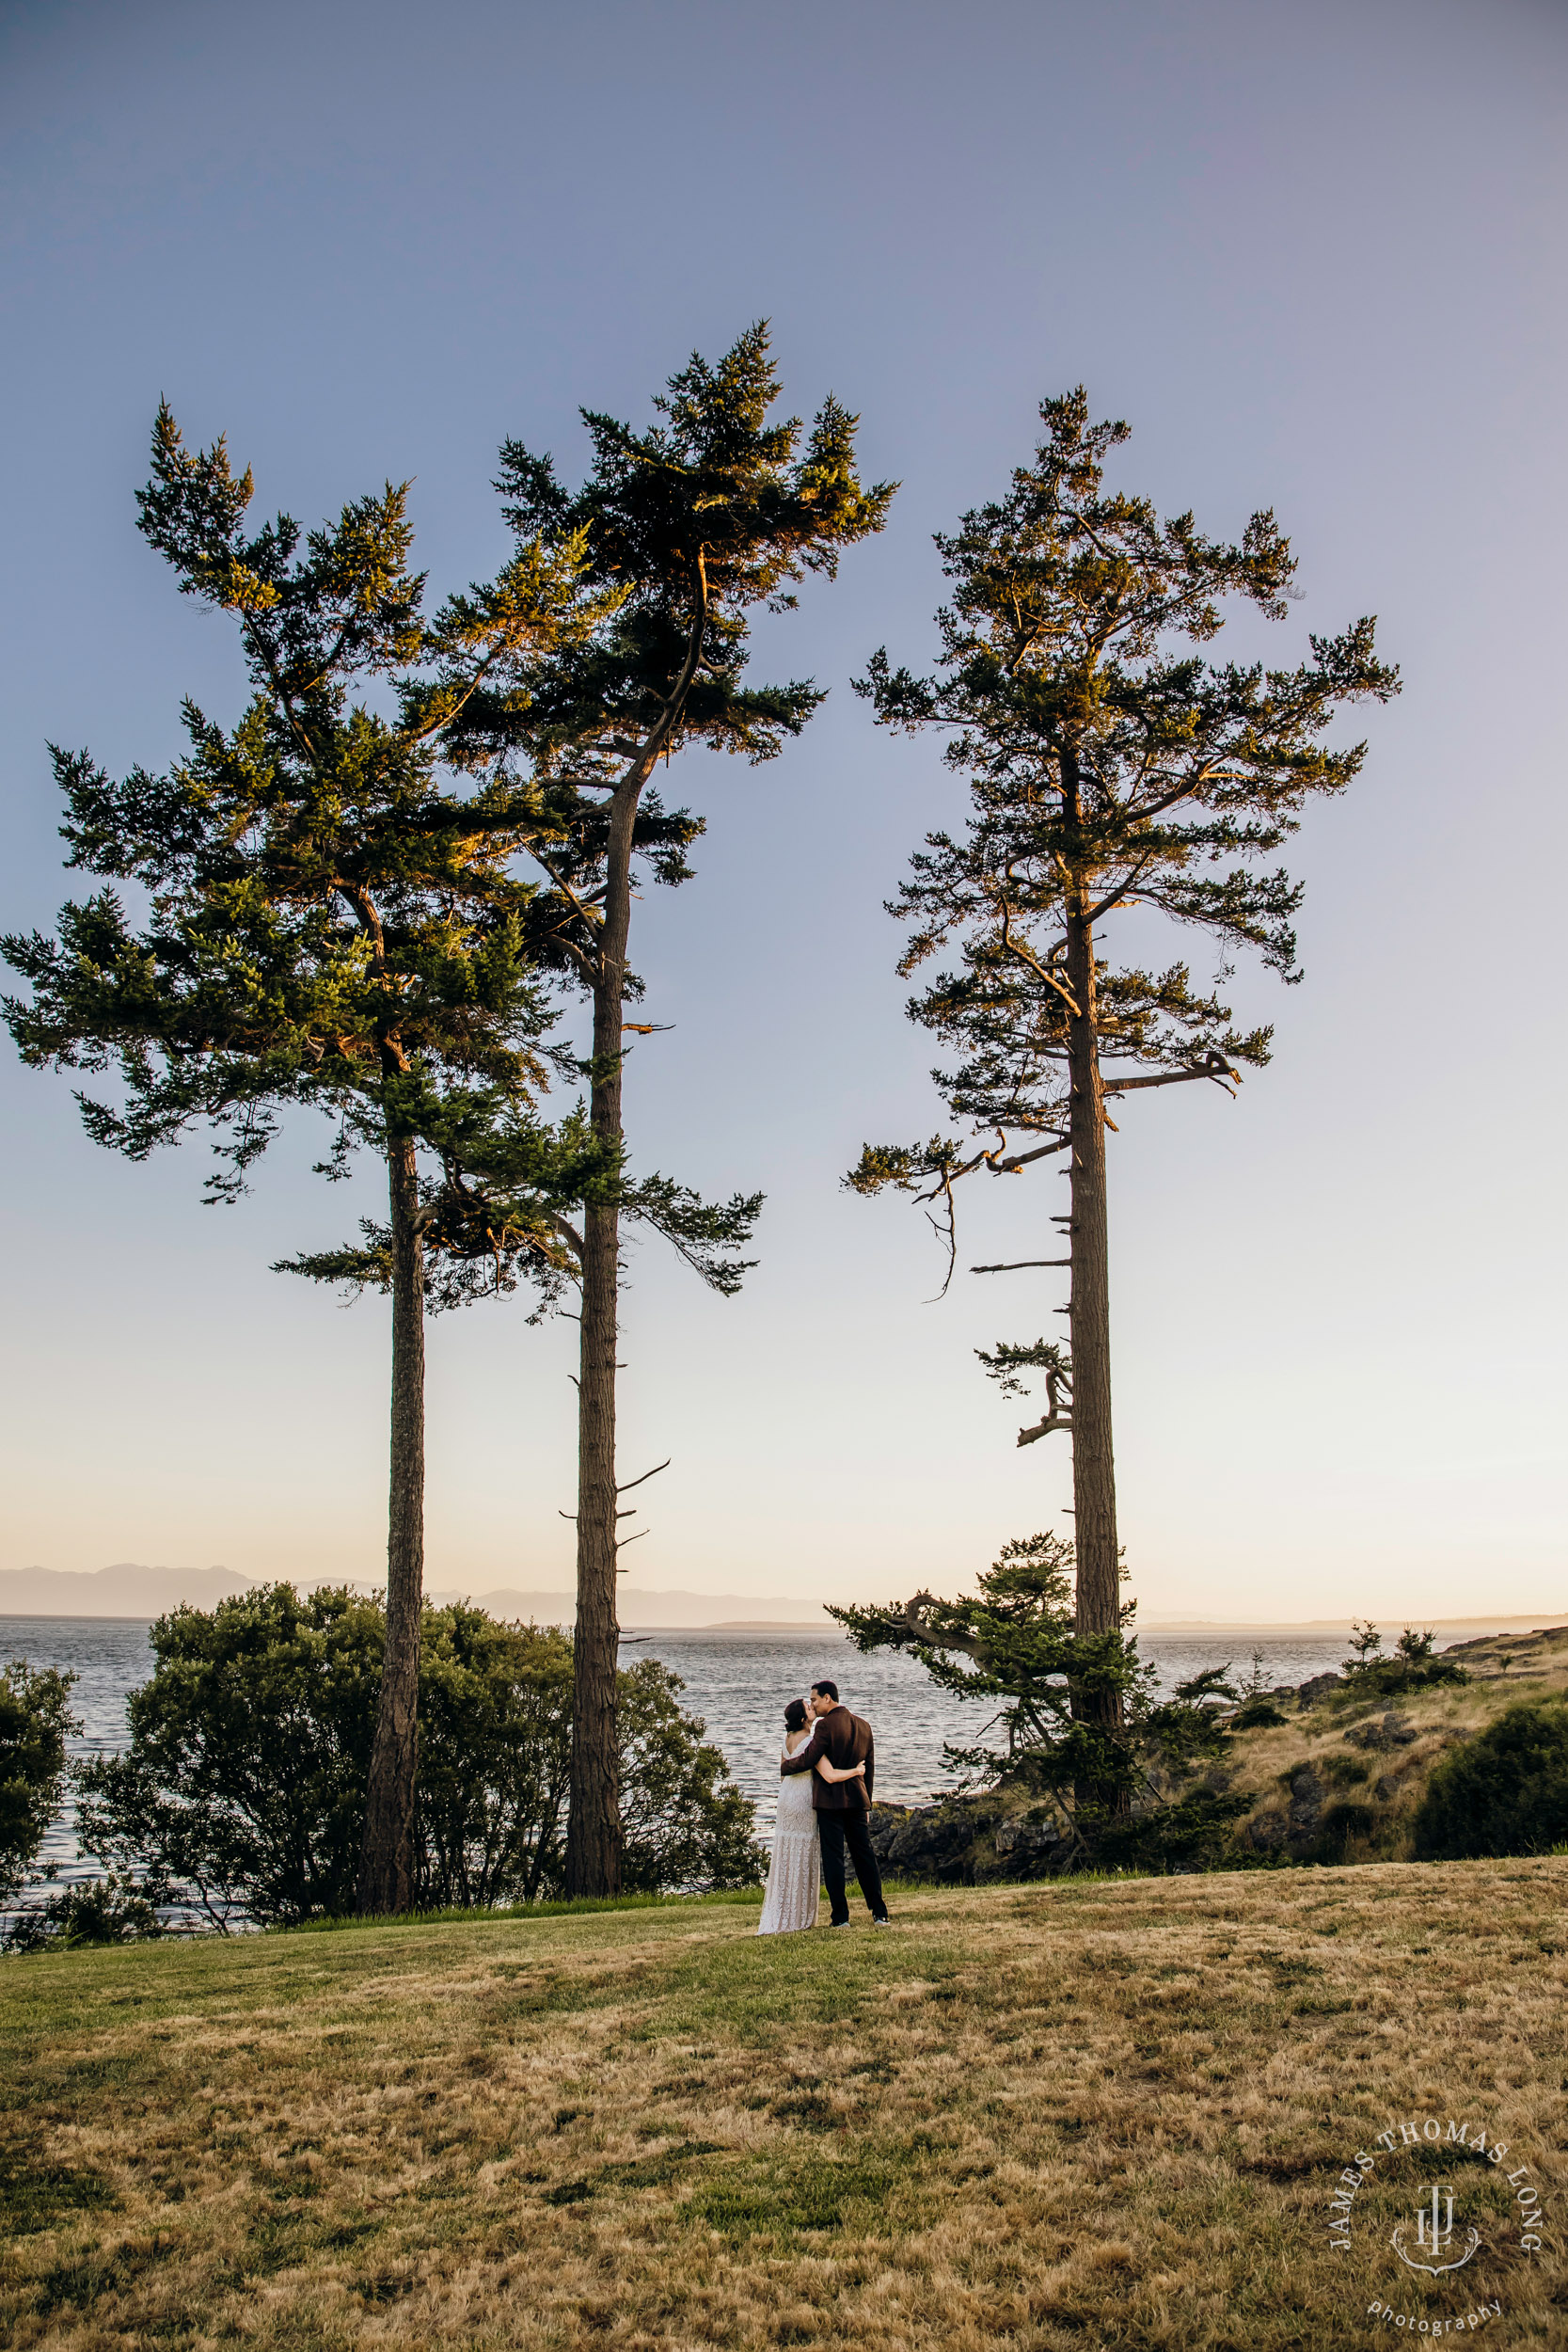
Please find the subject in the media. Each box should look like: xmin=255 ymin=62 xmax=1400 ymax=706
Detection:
xmin=1221 ymin=1623 xmax=1568 ymax=1864
xmin=3 ymin=1864 xmax=1564 ymax=2347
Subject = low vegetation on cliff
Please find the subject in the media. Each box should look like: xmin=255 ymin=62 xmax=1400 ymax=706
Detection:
xmin=863 ymin=1624 xmax=1568 ymax=1885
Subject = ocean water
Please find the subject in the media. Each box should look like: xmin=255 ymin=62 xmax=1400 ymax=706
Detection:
xmin=0 ymin=1613 xmax=1522 ymax=1895
xmin=628 ymin=1627 xmax=1360 ymax=1820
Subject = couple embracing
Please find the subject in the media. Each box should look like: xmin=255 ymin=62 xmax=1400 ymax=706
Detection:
xmin=756 ymin=1678 xmax=891 ymax=1934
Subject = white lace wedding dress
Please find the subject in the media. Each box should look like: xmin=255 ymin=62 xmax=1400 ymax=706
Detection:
xmin=755 ymin=1737 xmax=821 ymax=1934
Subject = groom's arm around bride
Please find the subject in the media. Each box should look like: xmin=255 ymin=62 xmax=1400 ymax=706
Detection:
xmin=779 ymin=1694 xmax=872 ymax=1804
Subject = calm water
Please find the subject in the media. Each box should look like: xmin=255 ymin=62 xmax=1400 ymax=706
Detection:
xmin=0 ymin=1613 xmax=1517 ymax=1895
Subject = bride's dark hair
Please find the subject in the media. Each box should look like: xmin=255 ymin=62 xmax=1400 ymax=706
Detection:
xmin=784 ymin=1698 xmax=808 ymax=1732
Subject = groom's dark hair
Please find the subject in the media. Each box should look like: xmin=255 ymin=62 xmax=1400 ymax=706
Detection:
xmin=811 ymin=1679 xmax=840 ymax=1704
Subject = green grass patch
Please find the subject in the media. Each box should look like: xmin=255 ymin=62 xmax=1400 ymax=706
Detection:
xmin=691 ymin=2145 xmax=916 ymax=2242
xmin=0 ymin=2151 xmax=119 ymax=2233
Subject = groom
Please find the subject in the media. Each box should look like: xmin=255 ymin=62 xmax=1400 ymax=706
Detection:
xmin=780 ymin=1679 xmax=891 ymax=1928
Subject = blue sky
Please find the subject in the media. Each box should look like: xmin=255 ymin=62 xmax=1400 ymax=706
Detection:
xmin=2 ymin=0 xmax=1563 ymax=1618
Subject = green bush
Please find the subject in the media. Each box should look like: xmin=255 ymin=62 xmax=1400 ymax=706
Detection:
xmin=1229 ymin=1695 xmax=1290 ymax=1729
xmin=1312 ymin=1800 xmax=1376 ymax=1861
xmin=1413 ymin=1699 xmax=1568 ymax=1860
xmin=4 ymin=1871 xmax=162 ymax=1952
xmin=0 ymin=1658 xmax=78 ymax=1901
xmin=78 ymin=1585 xmax=763 ymax=1925
xmin=76 ymin=1585 xmax=384 ymax=1925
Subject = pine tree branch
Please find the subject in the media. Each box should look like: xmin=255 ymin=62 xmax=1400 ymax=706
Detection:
xmin=1086 ymin=851 xmax=1158 ymax=924
xmin=971 ymin=1259 xmax=1071 ymax=1272
xmin=993 ymin=882 xmax=1082 ymax=1016
xmin=995 ymin=1136 xmax=1071 ymax=1171
xmin=1017 ymin=1406 xmax=1072 ymax=1447
xmin=1101 ymin=1052 xmax=1239 ymax=1096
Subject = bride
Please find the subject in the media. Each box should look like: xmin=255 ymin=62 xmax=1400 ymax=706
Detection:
xmin=756 ymin=1696 xmax=865 ymax=1935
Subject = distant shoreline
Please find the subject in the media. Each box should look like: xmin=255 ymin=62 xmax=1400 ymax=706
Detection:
xmin=5 ymin=1610 xmax=1563 ymax=1640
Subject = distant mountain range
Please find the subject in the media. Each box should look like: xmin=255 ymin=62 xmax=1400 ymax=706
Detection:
xmin=0 ymin=1563 xmax=830 ymax=1628
xmin=2 ymin=1565 xmax=1560 ymax=1637
xmin=1 ymin=1564 xmax=260 ymax=1617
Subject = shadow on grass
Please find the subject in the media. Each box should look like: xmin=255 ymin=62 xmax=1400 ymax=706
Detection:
xmin=272 ymin=1870 xmax=1112 ymax=1942
xmin=283 ymin=1887 xmax=768 ymax=1934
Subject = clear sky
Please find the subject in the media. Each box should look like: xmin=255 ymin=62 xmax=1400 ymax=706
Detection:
xmin=2 ymin=0 xmax=1563 ymax=1622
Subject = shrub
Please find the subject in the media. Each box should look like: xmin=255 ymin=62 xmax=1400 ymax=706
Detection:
xmin=76 ymin=1584 xmax=383 ymax=1926
xmin=412 ymin=1607 xmax=575 ymax=1907
xmin=1229 ymin=1648 xmax=1290 ymax=1729
xmin=78 ymin=1586 xmax=763 ymax=1925
xmin=0 ymin=1659 xmax=78 ymax=1901
xmin=1413 ymin=1699 xmax=1568 ymax=1860
xmin=1230 ymin=1695 xmax=1290 ymax=1729
xmin=1341 ymin=1621 xmax=1466 ymax=1698
xmin=4 ymin=1871 xmax=162 ymax=1953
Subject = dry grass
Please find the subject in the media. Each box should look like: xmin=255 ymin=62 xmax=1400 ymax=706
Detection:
xmin=3 ymin=1863 xmax=1565 ymax=2348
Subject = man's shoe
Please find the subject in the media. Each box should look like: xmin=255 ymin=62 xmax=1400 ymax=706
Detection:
xmin=872 ymin=1915 xmax=892 ymax=1928
xmin=829 ymin=1917 xmax=850 ymax=1929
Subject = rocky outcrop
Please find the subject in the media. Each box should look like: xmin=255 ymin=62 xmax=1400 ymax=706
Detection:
xmin=1343 ymin=1710 xmax=1418 ymax=1751
xmin=991 ymin=1817 xmax=1075 ymax=1873
xmin=1245 ymin=1760 xmax=1375 ymax=1860
xmin=1286 ymin=1764 xmax=1326 ymax=1844
xmin=866 ymin=1801 xmax=984 ymax=1882
xmin=866 ymin=1800 xmax=1071 ymax=1883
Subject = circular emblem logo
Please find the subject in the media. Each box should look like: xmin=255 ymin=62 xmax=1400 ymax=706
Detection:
xmin=1325 ymin=2109 xmax=1548 ymax=2331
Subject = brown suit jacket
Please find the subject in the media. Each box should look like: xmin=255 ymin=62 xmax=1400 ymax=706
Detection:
xmin=779 ymin=1704 xmax=874 ymax=1811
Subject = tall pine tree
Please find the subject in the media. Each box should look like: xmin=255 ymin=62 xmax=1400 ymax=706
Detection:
xmin=2 ymin=409 xmax=615 ymax=1909
xmin=445 ymin=326 xmax=894 ymax=1893
xmin=850 ymin=390 xmax=1398 ymax=1726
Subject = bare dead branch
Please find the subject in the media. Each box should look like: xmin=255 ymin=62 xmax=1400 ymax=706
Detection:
xmin=971 ymin=1258 xmax=1071 ymax=1272
xmin=995 ymin=1136 xmax=1071 ymax=1172
xmin=1101 ymin=1052 xmax=1240 ymax=1098
xmin=616 ymin=1458 xmax=671 ymax=1495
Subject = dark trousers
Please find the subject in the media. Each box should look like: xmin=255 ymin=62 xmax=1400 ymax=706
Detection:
xmin=818 ymin=1808 xmax=887 ymax=1923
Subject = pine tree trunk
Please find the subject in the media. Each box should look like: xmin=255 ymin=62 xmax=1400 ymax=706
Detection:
xmin=563 ymin=774 xmax=641 ymax=1897
xmin=567 ymin=1188 xmax=622 ymax=1895
xmin=357 ymin=1133 xmax=426 ymax=1914
xmin=1062 ymin=747 xmax=1126 ymax=1817
xmin=1065 ymin=889 xmax=1119 ymax=1645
